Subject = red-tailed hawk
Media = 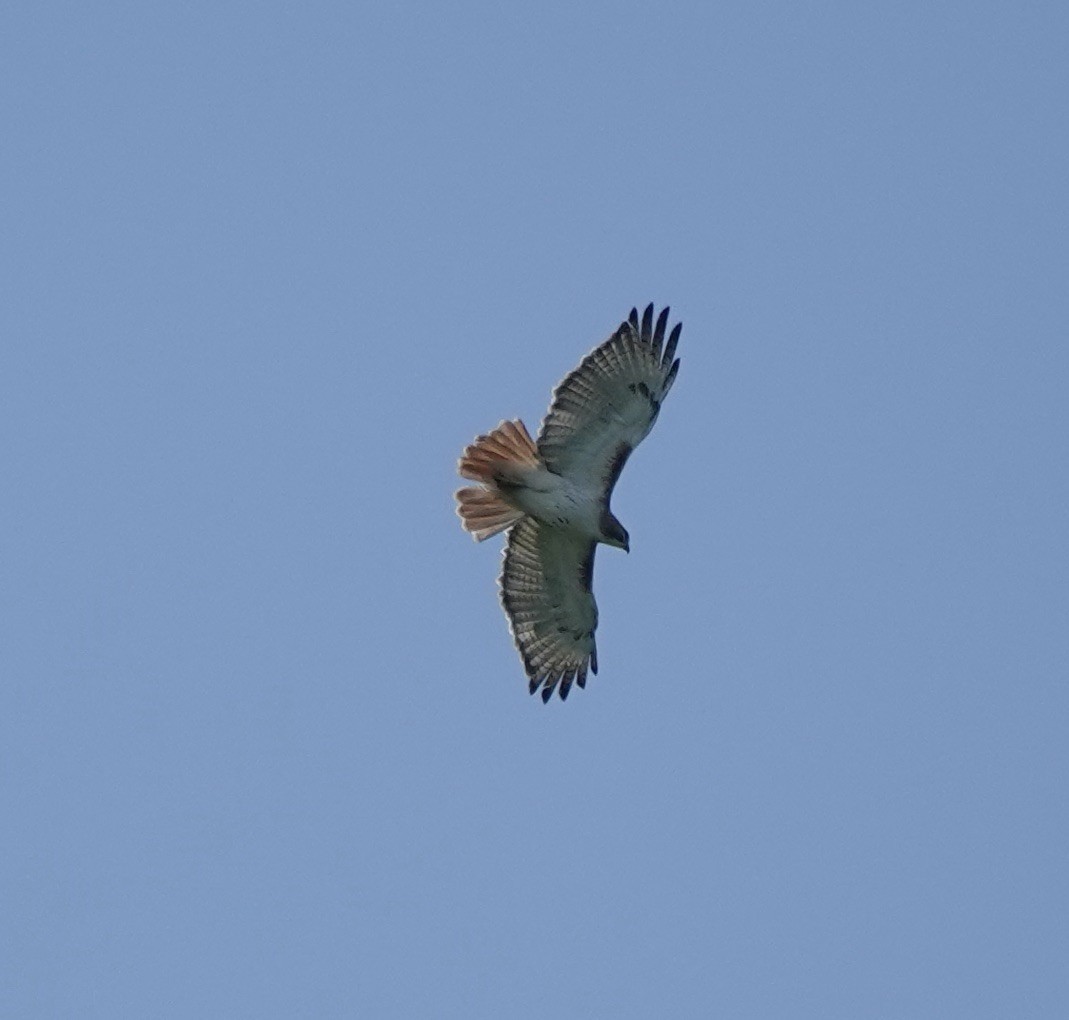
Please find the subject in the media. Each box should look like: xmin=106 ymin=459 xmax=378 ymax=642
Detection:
xmin=455 ymin=304 xmax=682 ymax=702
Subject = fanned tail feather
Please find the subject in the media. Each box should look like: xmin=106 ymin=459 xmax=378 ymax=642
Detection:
xmin=455 ymin=486 xmax=525 ymax=542
xmin=455 ymin=419 xmax=540 ymax=541
xmin=457 ymin=419 xmax=539 ymax=484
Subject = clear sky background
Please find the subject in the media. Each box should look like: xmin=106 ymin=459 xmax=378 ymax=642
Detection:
xmin=3 ymin=3 xmax=1067 ymax=1017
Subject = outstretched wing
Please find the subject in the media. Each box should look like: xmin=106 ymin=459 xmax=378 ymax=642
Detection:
xmin=536 ymin=304 xmax=681 ymax=496
xmin=500 ymin=518 xmax=598 ymax=702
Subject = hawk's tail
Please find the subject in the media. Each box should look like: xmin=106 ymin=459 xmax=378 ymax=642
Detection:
xmin=455 ymin=486 xmax=525 ymax=542
xmin=455 ymin=419 xmax=539 ymax=542
xmin=457 ymin=419 xmax=540 ymax=485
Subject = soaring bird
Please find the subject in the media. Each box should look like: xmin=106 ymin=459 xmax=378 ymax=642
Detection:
xmin=455 ymin=304 xmax=681 ymax=702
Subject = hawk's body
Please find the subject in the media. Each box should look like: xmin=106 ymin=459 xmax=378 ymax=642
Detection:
xmin=456 ymin=304 xmax=682 ymax=702
xmin=498 ymin=467 xmax=605 ymax=538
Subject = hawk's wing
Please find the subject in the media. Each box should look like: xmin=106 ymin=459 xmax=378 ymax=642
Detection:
xmin=500 ymin=518 xmax=598 ymax=702
xmin=536 ymin=304 xmax=681 ymax=496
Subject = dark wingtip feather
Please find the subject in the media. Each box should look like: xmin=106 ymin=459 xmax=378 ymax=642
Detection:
xmin=541 ymin=685 xmax=553 ymax=704
xmin=640 ymin=304 xmax=653 ymax=342
xmin=628 ymin=307 xmax=639 ymax=329
xmin=529 ymin=677 xmax=540 ymax=696
xmin=559 ymin=678 xmax=572 ymax=701
xmin=663 ymin=321 xmax=682 ymax=367
xmin=665 ymin=358 xmax=680 ymax=391
xmin=652 ymin=306 xmax=669 ymax=356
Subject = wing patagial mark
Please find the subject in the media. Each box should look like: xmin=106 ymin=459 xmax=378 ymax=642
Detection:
xmin=627 ymin=380 xmax=661 ymax=416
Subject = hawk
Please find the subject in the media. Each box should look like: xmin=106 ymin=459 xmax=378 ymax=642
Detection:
xmin=455 ymin=304 xmax=682 ymax=702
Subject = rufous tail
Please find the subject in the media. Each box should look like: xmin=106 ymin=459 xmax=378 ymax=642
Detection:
xmin=457 ymin=419 xmax=540 ymax=484
xmin=455 ymin=419 xmax=540 ymax=542
xmin=455 ymin=486 xmax=524 ymax=541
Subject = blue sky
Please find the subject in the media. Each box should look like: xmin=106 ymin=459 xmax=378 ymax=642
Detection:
xmin=3 ymin=2 xmax=1067 ymax=1016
